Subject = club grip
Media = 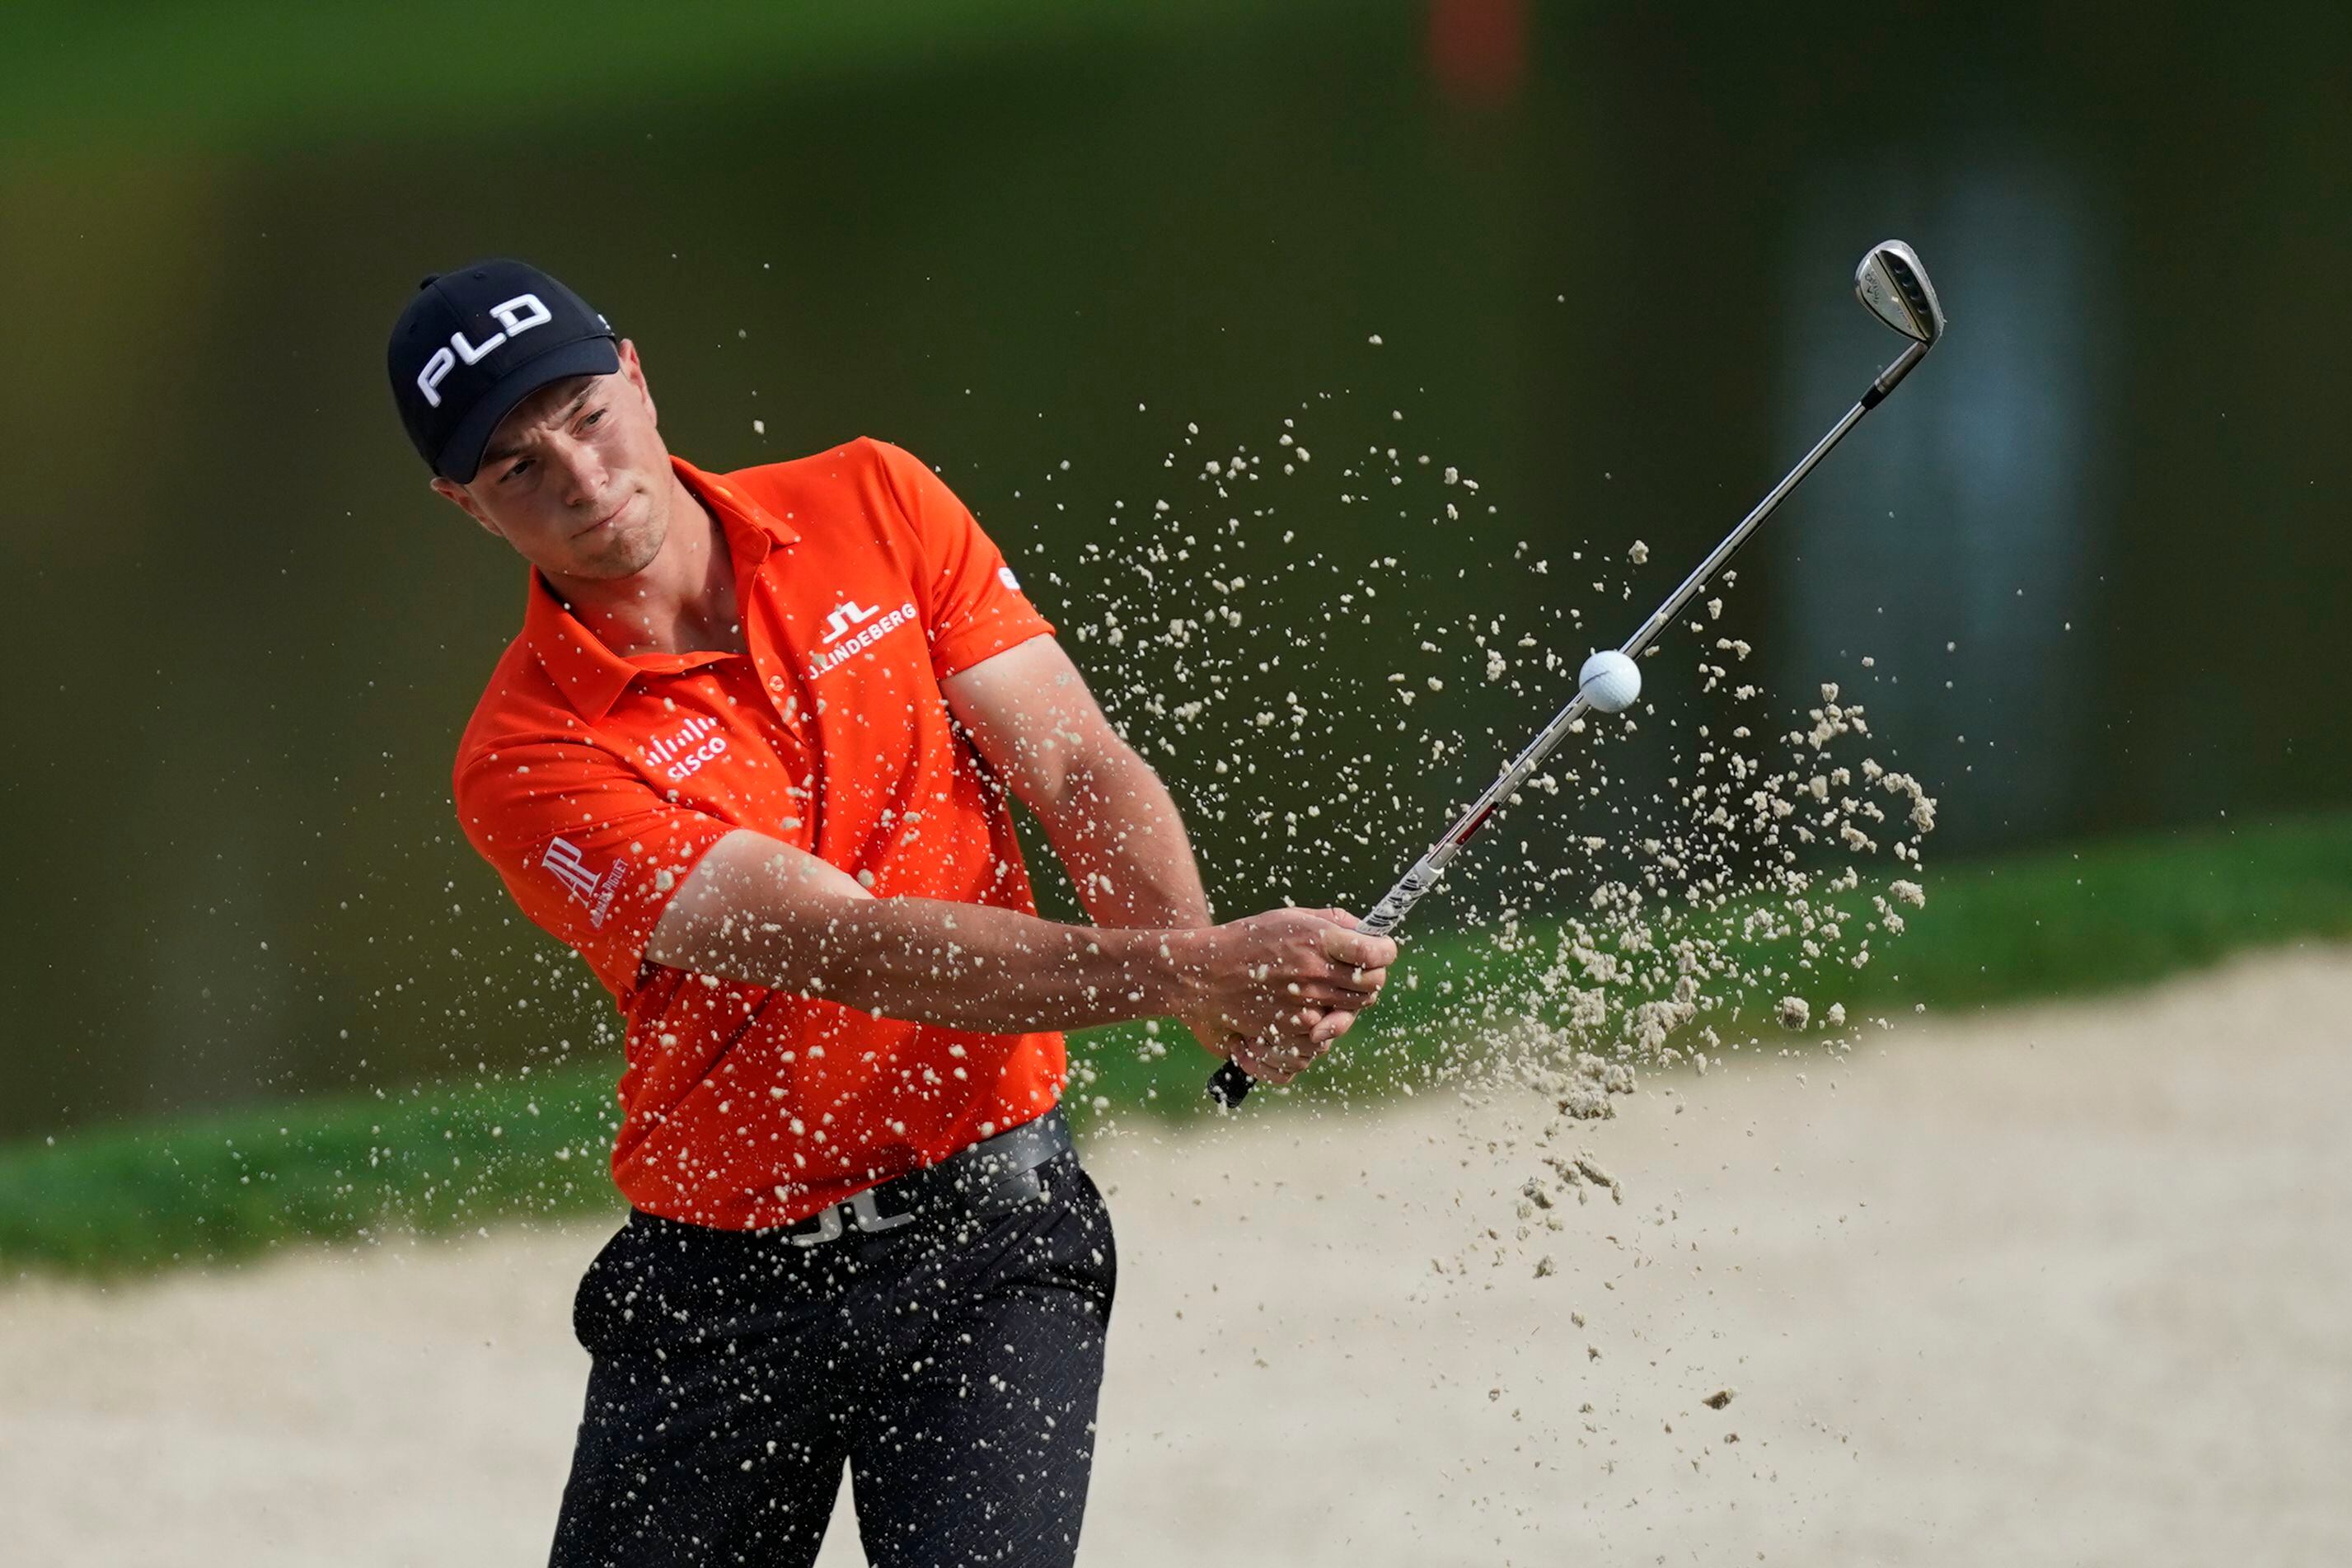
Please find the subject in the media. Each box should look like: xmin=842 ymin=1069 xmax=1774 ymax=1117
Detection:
xmin=1206 ymin=1057 xmax=1255 ymax=1108
xmin=1201 ymin=901 xmax=1408 ymax=1108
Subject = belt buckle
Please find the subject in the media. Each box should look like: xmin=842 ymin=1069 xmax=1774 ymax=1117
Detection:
xmin=789 ymin=1187 xmax=914 ymax=1247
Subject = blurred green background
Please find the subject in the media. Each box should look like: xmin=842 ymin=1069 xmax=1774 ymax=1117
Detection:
xmin=3 ymin=0 xmax=2349 ymax=1254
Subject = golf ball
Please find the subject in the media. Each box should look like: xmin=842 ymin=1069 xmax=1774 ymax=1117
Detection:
xmin=1579 ymin=649 xmax=1642 ymax=713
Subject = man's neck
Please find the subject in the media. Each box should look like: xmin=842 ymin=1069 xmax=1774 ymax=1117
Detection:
xmin=551 ymin=471 xmax=746 ymax=658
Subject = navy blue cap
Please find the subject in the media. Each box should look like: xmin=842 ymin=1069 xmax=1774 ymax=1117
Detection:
xmin=387 ymin=259 xmax=621 ymax=483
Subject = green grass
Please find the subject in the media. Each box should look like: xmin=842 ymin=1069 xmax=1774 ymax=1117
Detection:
xmin=8 ymin=812 xmax=2352 ymax=1277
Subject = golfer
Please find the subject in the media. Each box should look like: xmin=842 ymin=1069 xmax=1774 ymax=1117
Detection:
xmin=387 ymin=259 xmax=1394 ymax=1566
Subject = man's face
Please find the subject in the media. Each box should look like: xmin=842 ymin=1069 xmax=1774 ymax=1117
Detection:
xmin=431 ymin=340 xmax=674 ymax=581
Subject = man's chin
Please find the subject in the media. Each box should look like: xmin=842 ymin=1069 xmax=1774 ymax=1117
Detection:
xmin=565 ymin=517 xmax=664 ymax=581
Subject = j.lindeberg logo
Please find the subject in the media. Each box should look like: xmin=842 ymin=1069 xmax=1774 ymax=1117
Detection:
xmin=817 ymin=601 xmax=880 ymax=643
xmin=644 ymin=713 xmax=727 ymax=781
xmin=808 ymin=599 xmax=918 ymax=679
xmin=541 ymin=835 xmax=627 ymax=929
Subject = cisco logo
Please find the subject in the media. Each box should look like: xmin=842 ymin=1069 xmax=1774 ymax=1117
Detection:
xmin=645 ymin=713 xmax=728 ymax=781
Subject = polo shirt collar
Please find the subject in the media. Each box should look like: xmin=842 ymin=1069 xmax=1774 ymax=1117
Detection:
xmin=523 ymin=455 xmax=799 ymax=723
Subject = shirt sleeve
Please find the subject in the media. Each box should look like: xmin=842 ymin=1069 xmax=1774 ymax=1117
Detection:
xmin=866 ymin=439 xmax=1056 ymax=678
xmin=453 ymin=737 xmax=738 ymax=1002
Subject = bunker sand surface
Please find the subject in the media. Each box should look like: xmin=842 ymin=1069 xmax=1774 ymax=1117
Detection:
xmin=4 ymin=948 xmax=2348 ymax=1565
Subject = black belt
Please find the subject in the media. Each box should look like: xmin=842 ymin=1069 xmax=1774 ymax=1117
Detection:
xmin=778 ymin=1110 xmax=1075 ymax=1247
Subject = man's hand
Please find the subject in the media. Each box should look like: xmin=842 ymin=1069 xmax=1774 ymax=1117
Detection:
xmin=1175 ymin=908 xmax=1396 ymax=1085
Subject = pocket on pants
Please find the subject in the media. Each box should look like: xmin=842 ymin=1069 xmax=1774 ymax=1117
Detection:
xmin=1058 ymin=1162 xmax=1120 ymax=1313
xmin=569 ymin=1221 xmax=636 ymax=1354
xmin=957 ymin=1154 xmax=1118 ymax=1318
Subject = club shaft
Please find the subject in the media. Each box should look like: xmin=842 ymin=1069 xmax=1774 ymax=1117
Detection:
xmin=1205 ymin=342 xmax=1929 ymax=1108
xmin=1362 ymin=384 xmax=1882 ymax=935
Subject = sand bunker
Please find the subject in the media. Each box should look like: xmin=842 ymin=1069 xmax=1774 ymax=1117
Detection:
xmin=7 ymin=947 xmax=2348 ymax=1567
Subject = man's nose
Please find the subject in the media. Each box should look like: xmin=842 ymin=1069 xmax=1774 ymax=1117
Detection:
xmin=548 ymin=435 xmax=607 ymax=505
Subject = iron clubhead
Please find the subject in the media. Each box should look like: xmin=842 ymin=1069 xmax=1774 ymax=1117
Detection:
xmin=1855 ymin=241 xmax=1945 ymax=345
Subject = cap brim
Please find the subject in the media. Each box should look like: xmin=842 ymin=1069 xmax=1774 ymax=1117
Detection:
xmin=433 ymin=335 xmax=624 ymax=483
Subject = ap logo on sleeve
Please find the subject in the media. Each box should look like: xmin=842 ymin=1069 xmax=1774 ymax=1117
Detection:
xmin=541 ymin=836 xmax=627 ymax=927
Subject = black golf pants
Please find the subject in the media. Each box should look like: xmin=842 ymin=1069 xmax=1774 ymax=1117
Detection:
xmin=548 ymin=1154 xmax=1117 ymax=1567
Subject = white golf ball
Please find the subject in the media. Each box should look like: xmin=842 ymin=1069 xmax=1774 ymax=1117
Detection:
xmin=1579 ymin=649 xmax=1642 ymax=713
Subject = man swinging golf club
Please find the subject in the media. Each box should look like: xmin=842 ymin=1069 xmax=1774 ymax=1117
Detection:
xmin=387 ymin=258 xmax=1395 ymax=1567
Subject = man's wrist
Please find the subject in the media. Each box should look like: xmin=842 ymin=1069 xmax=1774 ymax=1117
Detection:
xmin=1106 ymin=924 xmax=1209 ymax=1020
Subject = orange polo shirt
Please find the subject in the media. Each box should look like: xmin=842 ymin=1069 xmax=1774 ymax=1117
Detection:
xmin=452 ymin=438 xmax=1064 ymax=1229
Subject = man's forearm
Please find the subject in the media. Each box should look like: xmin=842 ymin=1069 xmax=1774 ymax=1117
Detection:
xmin=664 ymin=870 xmax=1195 ymax=1034
xmin=1036 ymin=746 xmax=1215 ymax=930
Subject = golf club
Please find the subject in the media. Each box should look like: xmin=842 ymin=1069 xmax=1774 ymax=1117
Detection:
xmin=1207 ymin=240 xmax=1947 ymax=1107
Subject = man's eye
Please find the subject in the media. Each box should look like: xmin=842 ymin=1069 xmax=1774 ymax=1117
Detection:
xmin=581 ymin=410 xmax=605 ymax=429
xmin=501 ymin=459 xmax=532 ymax=483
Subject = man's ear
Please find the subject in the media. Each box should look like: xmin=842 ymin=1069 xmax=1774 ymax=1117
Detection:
xmin=430 ymin=475 xmax=504 ymax=541
xmin=617 ymin=339 xmax=658 ymax=428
